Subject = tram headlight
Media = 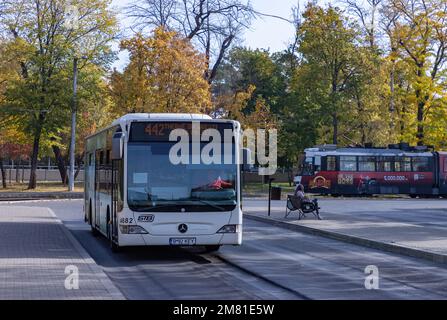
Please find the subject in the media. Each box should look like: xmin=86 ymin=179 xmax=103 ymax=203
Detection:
xmin=217 ymin=225 xmax=238 ymax=233
xmin=119 ymin=225 xmax=148 ymax=234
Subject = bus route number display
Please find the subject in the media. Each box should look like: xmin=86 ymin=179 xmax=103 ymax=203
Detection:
xmin=130 ymin=122 xmax=234 ymax=142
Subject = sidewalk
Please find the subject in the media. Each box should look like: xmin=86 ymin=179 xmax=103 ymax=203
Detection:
xmin=243 ymin=198 xmax=447 ymax=264
xmin=0 ymin=205 xmax=124 ymax=299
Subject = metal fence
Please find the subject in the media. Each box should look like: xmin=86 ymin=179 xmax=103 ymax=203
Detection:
xmin=0 ymin=168 xmax=84 ymax=183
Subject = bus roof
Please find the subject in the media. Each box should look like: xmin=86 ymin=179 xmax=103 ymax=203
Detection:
xmin=111 ymin=113 xmax=212 ymax=126
xmin=86 ymin=113 xmax=236 ymax=141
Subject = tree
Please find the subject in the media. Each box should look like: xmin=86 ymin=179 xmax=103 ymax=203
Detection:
xmin=386 ymin=0 xmax=447 ymax=146
xmin=0 ymin=125 xmax=31 ymax=188
xmin=49 ymin=63 xmax=113 ymax=184
xmin=297 ymin=3 xmax=360 ymax=145
xmin=125 ymin=0 xmax=255 ymax=84
xmin=0 ymin=0 xmax=117 ymax=189
xmin=110 ymin=27 xmax=211 ymax=115
xmin=343 ymin=0 xmax=383 ymax=48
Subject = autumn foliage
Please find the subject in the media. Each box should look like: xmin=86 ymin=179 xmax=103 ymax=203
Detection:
xmin=110 ymin=28 xmax=211 ymax=115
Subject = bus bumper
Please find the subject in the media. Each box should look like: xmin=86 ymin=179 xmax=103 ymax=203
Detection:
xmin=118 ymin=232 xmax=242 ymax=247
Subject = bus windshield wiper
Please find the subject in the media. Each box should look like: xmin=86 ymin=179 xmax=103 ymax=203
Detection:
xmin=193 ymin=199 xmax=228 ymax=212
xmin=131 ymin=204 xmax=182 ymax=212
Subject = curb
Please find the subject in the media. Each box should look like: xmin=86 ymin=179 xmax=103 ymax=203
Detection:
xmin=47 ymin=208 xmax=126 ymax=300
xmin=244 ymin=213 xmax=447 ymax=265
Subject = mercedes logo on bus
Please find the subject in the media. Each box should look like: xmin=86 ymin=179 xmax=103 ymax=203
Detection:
xmin=178 ymin=224 xmax=188 ymax=233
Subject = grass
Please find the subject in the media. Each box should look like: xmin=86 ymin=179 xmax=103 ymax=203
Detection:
xmin=0 ymin=181 xmax=83 ymax=193
xmin=242 ymin=182 xmax=295 ymax=198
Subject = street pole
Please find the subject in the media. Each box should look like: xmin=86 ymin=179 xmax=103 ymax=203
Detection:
xmin=268 ymin=177 xmax=274 ymax=216
xmin=68 ymin=57 xmax=78 ymax=192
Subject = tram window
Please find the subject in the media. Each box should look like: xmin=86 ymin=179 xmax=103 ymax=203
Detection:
xmin=358 ymin=156 xmax=376 ymax=171
xmin=377 ymin=157 xmax=392 ymax=172
xmin=327 ymin=156 xmax=336 ymax=171
xmin=412 ymin=157 xmax=430 ymax=172
xmin=302 ymin=157 xmax=315 ymax=175
xmin=314 ymin=156 xmax=321 ymax=171
xmin=99 ymin=151 xmax=105 ymax=165
xmin=106 ymin=150 xmax=111 ymax=165
xmin=340 ymin=156 xmax=357 ymax=171
xmin=395 ymin=157 xmax=411 ymax=172
xmin=444 ymin=158 xmax=447 ymax=172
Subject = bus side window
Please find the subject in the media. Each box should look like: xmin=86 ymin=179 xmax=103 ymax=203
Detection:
xmin=106 ymin=150 xmax=112 ymax=195
xmin=115 ymin=159 xmax=124 ymax=212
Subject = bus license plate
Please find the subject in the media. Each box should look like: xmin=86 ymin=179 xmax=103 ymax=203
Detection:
xmin=169 ymin=238 xmax=196 ymax=246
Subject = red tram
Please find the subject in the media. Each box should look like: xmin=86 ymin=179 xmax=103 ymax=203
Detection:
xmin=294 ymin=143 xmax=447 ymax=197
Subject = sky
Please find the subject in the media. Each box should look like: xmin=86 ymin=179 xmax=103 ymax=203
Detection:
xmin=110 ymin=0 xmax=303 ymax=71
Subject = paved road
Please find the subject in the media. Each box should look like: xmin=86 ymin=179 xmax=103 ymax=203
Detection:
xmin=6 ymin=199 xmax=447 ymax=299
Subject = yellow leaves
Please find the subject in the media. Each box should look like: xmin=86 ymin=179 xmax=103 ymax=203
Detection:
xmin=245 ymin=98 xmax=277 ymax=131
xmin=111 ymin=27 xmax=211 ymax=116
xmin=216 ymin=85 xmax=255 ymax=123
xmin=215 ymin=84 xmax=276 ymax=131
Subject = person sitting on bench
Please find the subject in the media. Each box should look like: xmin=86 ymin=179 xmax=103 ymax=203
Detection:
xmin=293 ymin=184 xmax=321 ymax=219
xmin=294 ymin=184 xmax=309 ymax=201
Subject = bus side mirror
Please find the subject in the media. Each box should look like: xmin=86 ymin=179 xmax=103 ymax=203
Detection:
xmin=242 ymin=148 xmax=254 ymax=172
xmin=112 ymin=132 xmax=124 ymax=160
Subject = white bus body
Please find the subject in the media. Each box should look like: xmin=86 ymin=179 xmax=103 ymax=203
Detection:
xmin=84 ymin=113 xmax=243 ymax=251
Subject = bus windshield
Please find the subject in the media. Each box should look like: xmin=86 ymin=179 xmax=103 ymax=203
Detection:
xmin=127 ymin=142 xmax=237 ymax=212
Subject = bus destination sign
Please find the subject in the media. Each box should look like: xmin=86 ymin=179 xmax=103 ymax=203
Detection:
xmin=129 ymin=122 xmax=234 ymax=142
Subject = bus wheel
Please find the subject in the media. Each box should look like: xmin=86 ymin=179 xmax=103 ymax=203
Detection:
xmin=89 ymin=203 xmax=99 ymax=237
xmin=110 ymin=239 xmax=121 ymax=253
xmin=204 ymin=245 xmax=221 ymax=253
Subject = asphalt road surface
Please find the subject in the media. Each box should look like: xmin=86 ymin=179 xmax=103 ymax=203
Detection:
xmin=6 ymin=199 xmax=447 ymax=300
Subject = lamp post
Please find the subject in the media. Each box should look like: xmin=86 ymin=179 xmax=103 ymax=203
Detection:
xmin=68 ymin=55 xmax=86 ymax=191
xmin=68 ymin=56 xmax=78 ymax=192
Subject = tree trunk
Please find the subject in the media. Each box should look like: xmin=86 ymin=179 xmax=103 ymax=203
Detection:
xmin=15 ymin=159 xmax=21 ymax=183
xmin=332 ymin=112 xmax=338 ymax=145
xmin=28 ymin=121 xmax=43 ymax=190
xmin=0 ymin=158 xmax=6 ymax=189
xmin=389 ymin=60 xmax=395 ymax=134
xmin=287 ymin=168 xmax=293 ymax=187
xmin=416 ymin=99 xmax=424 ymax=146
xmin=52 ymin=144 xmax=67 ymax=185
xmin=74 ymin=153 xmax=84 ymax=181
xmin=331 ymin=74 xmax=338 ymax=145
xmin=415 ymin=66 xmax=425 ymax=146
xmin=355 ymin=89 xmax=366 ymax=145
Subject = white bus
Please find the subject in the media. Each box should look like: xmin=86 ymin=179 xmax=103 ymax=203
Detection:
xmin=84 ymin=113 xmax=244 ymax=252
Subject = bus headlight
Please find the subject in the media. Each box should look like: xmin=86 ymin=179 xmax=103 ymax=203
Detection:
xmin=120 ymin=225 xmax=148 ymax=234
xmin=217 ymin=225 xmax=238 ymax=233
